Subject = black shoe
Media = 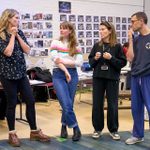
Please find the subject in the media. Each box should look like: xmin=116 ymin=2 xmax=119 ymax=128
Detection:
xmin=72 ymin=129 xmax=81 ymax=141
xmin=60 ymin=125 xmax=68 ymax=138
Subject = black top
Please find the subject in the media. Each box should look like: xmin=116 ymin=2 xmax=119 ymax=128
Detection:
xmin=132 ymin=33 xmax=150 ymax=77
xmin=88 ymin=42 xmax=127 ymax=80
xmin=0 ymin=29 xmax=29 ymax=80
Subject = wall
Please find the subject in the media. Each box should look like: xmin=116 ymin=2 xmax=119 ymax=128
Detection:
xmin=144 ymin=0 xmax=150 ymax=26
xmin=0 ymin=0 xmax=144 ymax=68
xmin=0 ymin=0 xmax=144 ymax=38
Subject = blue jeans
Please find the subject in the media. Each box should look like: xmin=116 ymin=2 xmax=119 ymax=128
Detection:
xmin=131 ymin=75 xmax=150 ymax=138
xmin=52 ymin=68 xmax=78 ymax=128
xmin=0 ymin=76 xmax=37 ymax=131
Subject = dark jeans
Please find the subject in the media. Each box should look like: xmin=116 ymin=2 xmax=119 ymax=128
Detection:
xmin=0 ymin=76 xmax=37 ymax=131
xmin=52 ymin=68 xmax=78 ymax=128
xmin=92 ymin=78 xmax=119 ymax=133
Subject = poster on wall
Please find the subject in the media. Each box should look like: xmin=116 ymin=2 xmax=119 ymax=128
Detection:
xmin=59 ymin=1 xmax=71 ymax=13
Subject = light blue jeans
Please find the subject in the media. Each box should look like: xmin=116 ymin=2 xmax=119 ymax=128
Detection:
xmin=52 ymin=68 xmax=78 ymax=128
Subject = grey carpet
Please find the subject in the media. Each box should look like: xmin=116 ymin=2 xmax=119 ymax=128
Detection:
xmin=0 ymin=131 xmax=150 ymax=150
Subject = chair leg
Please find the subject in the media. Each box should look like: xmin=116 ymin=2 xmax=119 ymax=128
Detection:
xmin=46 ymin=86 xmax=51 ymax=101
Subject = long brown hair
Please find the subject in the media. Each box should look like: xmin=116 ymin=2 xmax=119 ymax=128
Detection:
xmin=59 ymin=21 xmax=77 ymax=56
xmin=99 ymin=21 xmax=117 ymax=47
xmin=0 ymin=9 xmax=19 ymax=41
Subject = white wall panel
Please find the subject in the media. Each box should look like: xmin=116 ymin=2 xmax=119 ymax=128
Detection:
xmin=0 ymin=0 xmax=144 ymax=15
xmin=144 ymin=0 xmax=150 ymax=26
xmin=0 ymin=0 xmax=144 ymax=64
xmin=0 ymin=0 xmax=144 ymax=40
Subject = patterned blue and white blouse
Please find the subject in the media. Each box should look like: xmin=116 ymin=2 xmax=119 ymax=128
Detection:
xmin=0 ymin=29 xmax=29 ymax=80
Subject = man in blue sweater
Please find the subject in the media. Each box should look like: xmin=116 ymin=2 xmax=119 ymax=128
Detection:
xmin=126 ymin=12 xmax=150 ymax=145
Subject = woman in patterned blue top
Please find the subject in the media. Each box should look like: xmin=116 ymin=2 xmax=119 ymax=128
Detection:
xmin=0 ymin=9 xmax=50 ymax=147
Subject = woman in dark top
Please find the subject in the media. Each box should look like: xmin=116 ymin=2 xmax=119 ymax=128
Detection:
xmin=0 ymin=9 xmax=50 ymax=147
xmin=88 ymin=21 xmax=126 ymax=140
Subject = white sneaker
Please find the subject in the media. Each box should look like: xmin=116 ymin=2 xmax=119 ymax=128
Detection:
xmin=109 ymin=132 xmax=120 ymax=140
xmin=125 ymin=136 xmax=144 ymax=145
xmin=92 ymin=131 xmax=102 ymax=139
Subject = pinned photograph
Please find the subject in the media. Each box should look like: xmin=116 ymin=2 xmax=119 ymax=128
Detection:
xmin=128 ymin=18 xmax=131 ymax=23
xmin=86 ymin=24 xmax=92 ymax=30
xmin=24 ymin=32 xmax=33 ymax=38
xmin=78 ymin=15 xmax=84 ymax=22
xmin=22 ymin=22 xmax=28 ymax=29
xmin=86 ymin=39 xmax=92 ymax=46
xmin=122 ymin=31 xmax=127 ymax=37
xmin=86 ymin=31 xmax=92 ymax=38
xmin=93 ymin=39 xmax=99 ymax=44
xmin=108 ymin=16 xmax=113 ymax=23
xmin=33 ymin=13 xmax=43 ymax=20
xmin=122 ymin=24 xmax=127 ymax=30
xmin=45 ymin=22 xmax=52 ymax=29
xmin=43 ymin=14 xmax=53 ymax=20
xmin=101 ymin=16 xmax=106 ymax=22
xmin=93 ymin=31 xmax=99 ymax=38
xmin=86 ymin=47 xmax=92 ymax=53
xmin=37 ymin=40 xmax=43 ymax=48
xmin=78 ymin=23 xmax=84 ymax=30
xmin=122 ymin=38 xmax=127 ymax=44
xmin=29 ymin=49 xmax=36 ymax=56
xmin=116 ymin=24 xmax=120 ymax=30
xmin=93 ymin=24 xmax=99 ymax=30
xmin=28 ymin=22 xmax=33 ymax=29
xmin=117 ymin=38 xmax=120 ymax=43
xmin=116 ymin=31 xmax=120 ymax=37
xmin=78 ymin=39 xmax=85 ymax=46
xmin=43 ymin=40 xmax=52 ymax=47
xmin=81 ymin=47 xmax=85 ymax=54
xmin=78 ymin=31 xmax=84 ymax=38
xmin=43 ymin=31 xmax=53 ymax=38
xmin=60 ymin=14 xmax=67 ymax=21
xmin=86 ymin=16 xmax=92 ymax=22
xmin=116 ymin=17 xmax=120 ymax=23
xmin=93 ymin=16 xmax=99 ymax=22
xmin=69 ymin=15 xmax=76 ymax=22
xmin=21 ymin=13 xmax=30 ymax=20
xmin=122 ymin=17 xmax=127 ymax=23
xmin=128 ymin=24 xmax=131 ymax=30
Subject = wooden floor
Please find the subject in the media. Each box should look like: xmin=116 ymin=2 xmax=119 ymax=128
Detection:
xmin=0 ymin=92 xmax=149 ymax=149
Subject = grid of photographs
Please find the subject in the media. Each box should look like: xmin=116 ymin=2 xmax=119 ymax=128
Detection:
xmin=20 ymin=13 xmax=53 ymax=56
xmin=115 ymin=16 xmax=131 ymax=44
xmin=21 ymin=12 xmax=131 ymax=56
xmin=59 ymin=14 xmax=131 ymax=53
xmin=59 ymin=14 xmax=101 ymax=53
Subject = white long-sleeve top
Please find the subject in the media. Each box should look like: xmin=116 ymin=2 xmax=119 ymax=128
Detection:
xmin=50 ymin=39 xmax=83 ymax=69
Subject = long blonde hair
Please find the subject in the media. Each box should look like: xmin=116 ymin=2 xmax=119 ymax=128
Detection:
xmin=59 ymin=21 xmax=77 ymax=56
xmin=99 ymin=21 xmax=117 ymax=47
xmin=0 ymin=9 xmax=19 ymax=41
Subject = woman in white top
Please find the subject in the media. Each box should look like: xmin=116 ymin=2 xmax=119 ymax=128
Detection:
xmin=50 ymin=21 xmax=83 ymax=141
